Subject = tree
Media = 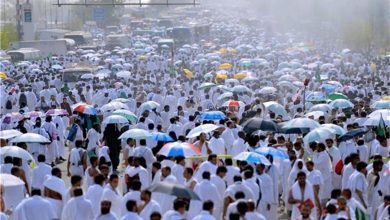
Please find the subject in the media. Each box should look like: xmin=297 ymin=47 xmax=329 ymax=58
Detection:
xmin=0 ymin=24 xmax=18 ymax=49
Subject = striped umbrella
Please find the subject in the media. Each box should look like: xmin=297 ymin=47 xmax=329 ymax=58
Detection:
xmin=158 ymin=142 xmax=200 ymax=157
xmin=72 ymin=103 xmax=97 ymax=115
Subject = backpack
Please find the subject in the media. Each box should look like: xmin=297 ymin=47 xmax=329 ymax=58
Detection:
xmin=67 ymin=124 xmax=78 ymax=142
xmin=5 ymin=100 xmax=12 ymax=109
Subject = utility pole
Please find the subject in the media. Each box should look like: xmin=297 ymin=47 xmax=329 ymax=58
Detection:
xmin=16 ymin=0 xmax=22 ymax=41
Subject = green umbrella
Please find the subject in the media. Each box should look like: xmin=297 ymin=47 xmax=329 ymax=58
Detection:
xmin=240 ymin=60 xmax=252 ymax=68
xmin=328 ymin=92 xmax=348 ymax=100
xmin=111 ymin=109 xmax=138 ymax=123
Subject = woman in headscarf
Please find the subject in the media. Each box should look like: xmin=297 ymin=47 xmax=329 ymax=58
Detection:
xmin=103 ymin=124 xmax=121 ymax=173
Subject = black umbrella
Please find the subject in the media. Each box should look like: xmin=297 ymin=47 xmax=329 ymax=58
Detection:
xmin=146 ymin=182 xmax=200 ymax=200
xmin=241 ymin=118 xmax=281 ymax=134
xmin=338 ymin=128 xmax=368 ymax=142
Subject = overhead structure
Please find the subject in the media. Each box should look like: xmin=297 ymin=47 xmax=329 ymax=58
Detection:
xmin=52 ymin=0 xmax=199 ymax=7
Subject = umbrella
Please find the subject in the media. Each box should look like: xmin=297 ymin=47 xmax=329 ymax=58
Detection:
xmin=234 ymin=72 xmax=247 ymax=79
xmin=116 ymin=71 xmax=131 ymax=79
xmin=0 ymin=71 xmax=8 ymax=78
xmin=368 ymin=109 xmax=390 ymax=119
xmin=263 ymin=101 xmax=289 ymax=118
xmin=321 ymin=124 xmax=347 ymax=135
xmin=10 ymin=133 xmax=50 ymax=144
xmin=255 ymin=147 xmax=288 ymax=159
xmin=72 ymin=103 xmax=97 ymax=115
xmin=183 ymin=69 xmax=193 ymax=78
xmin=234 ymin=152 xmax=271 ymax=165
xmin=23 ymin=111 xmax=44 ymax=118
xmin=279 ymin=75 xmax=298 ymax=82
xmin=46 ymin=109 xmax=68 ymax=116
xmin=241 ymin=118 xmax=281 ymax=134
xmin=147 ymin=182 xmax=200 ymax=200
xmin=150 ymin=132 xmax=174 ymax=142
xmin=102 ymin=115 xmax=128 ymax=124
xmin=277 ymin=81 xmax=297 ymax=89
xmin=242 ymin=76 xmax=258 ymax=83
xmin=217 ymin=92 xmax=234 ymax=101
xmin=309 ymin=104 xmax=331 ymax=113
xmin=232 ymin=85 xmax=250 ymax=93
xmin=0 ymin=146 xmax=33 ymax=161
xmin=338 ymin=128 xmax=368 ymax=142
xmin=282 ymin=118 xmax=320 ymax=130
xmin=186 ymin=124 xmax=220 ymax=138
xmin=139 ymin=101 xmax=160 ymax=113
xmin=328 ymin=92 xmax=348 ymax=100
xmin=111 ymin=98 xmax=129 ymax=103
xmin=158 ymin=142 xmax=200 ymax=157
xmin=258 ymin=86 xmax=277 ymax=94
xmin=303 ymin=127 xmax=334 ymax=145
xmin=363 ymin=117 xmax=390 ymax=126
xmin=101 ymin=102 xmax=129 ymax=113
xmin=329 ymin=99 xmax=354 ymax=109
xmin=118 ymin=128 xmax=151 ymax=140
xmin=0 ymin=174 xmax=25 ymax=187
xmin=0 ymin=129 xmax=22 ymax=139
xmin=199 ymin=111 xmax=225 ymax=120
xmin=216 ymin=73 xmax=228 ymax=80
xmin=219 ymin=63 xmax=232 ymax=69
xmin=111 ymin=109 xmax=138 ymax=123
xmin=222 ymin=100 xmax=244 ymax=108
xmin=198 ymin=82 xmax=216 ymax=90
xmin=371 ymin=100 xmax=390 ymax=109
xmin=225 ymin=79 xmax=240 ymax=85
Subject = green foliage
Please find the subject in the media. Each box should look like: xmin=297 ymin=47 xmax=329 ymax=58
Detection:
xmin=0 ymin=24 xmax=18 ymax=49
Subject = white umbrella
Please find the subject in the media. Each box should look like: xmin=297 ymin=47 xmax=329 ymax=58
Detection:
xmin=116 ymin=70 xmax=131 ymax=79
xmin=0 ymin=174 xmax=25 ymax=187
xmin=263 ymin=101 xmax=289 ymax=119
xmin=102 ymin=115 xmax=129 ymax=124
xmin=118 ymin=128 xmax=152 ymax=140
xmin=321 ymin=124 xmax=347 ymax=135
xmin=186 ymin=124 xmax=220 ymax=138
xmin=231 ymin=85 xmax=250 ymax=93
xmin=303 ymin=127 xmax=334 ymax=146
xmin=10 ymin=133 xmax=50 ymax=144
xmin=329 ymin=99 xmax=354 ymax=109
xmin=0 ymin=129 xmax=22 ymax=139
xmin=258 ymin=86 xmax=277 ymax=94
xmin=0 ymin=146 xmax=33 ymax=161
xmin=282 ymin=118 xmax=320 ymax=130
xmin=309 ymin=104 xmax=331 ymax=113
xmin=368 ymin=109 xmax=390 ymax=119
xmin=139 ymin=101 xmax=160 ymax=113
xmin=101 ymin=102 xmax=129 ymax=113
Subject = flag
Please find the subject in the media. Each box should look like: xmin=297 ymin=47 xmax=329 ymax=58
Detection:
xmin=315 ymin=66 xmax=321 ymax=82
xmin=169 ymin=65 xmax=177 ymax=76
xmin=377 ymin=113 xmax=386 ymax=137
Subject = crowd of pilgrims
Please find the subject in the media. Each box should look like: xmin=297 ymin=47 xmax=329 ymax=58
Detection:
xmin=1 ymin=9 xmax=390 ymax=220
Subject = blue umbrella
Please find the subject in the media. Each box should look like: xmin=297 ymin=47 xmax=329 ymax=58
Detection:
xmin=255 ymin=147 xmax=288 ymax=159
xmin=233 ymin=152 xmax=271 ymax=165
xmin=199 ymin=111 xmax=225 ymax=121
xmin=151 ymin=132 xmax=174 ymax=142
xmin=338 ymin=128 xmax=368 ymax=142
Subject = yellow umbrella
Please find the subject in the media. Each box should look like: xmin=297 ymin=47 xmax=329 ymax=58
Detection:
xmin=218 ymin=48 xmax=227 ymax=54
xmin=138 ymin=55 xmax=148 ymax=60
xmin=0 ymin=72 xmax=7 ymax=79
xmin=227 ymin=48 xmax=238 ymax=54
xmin=183 ymin=69 xmax=193 ymax=79
xmin=219 ymin=63 xmax=232 ymax=70
xmin=234 ymin=72 xmax=247 ymax=79
xmin=381 ymin=96 xmax=390 ymax=101
xmin=216 ymin=73 xmax=228 ymax=80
